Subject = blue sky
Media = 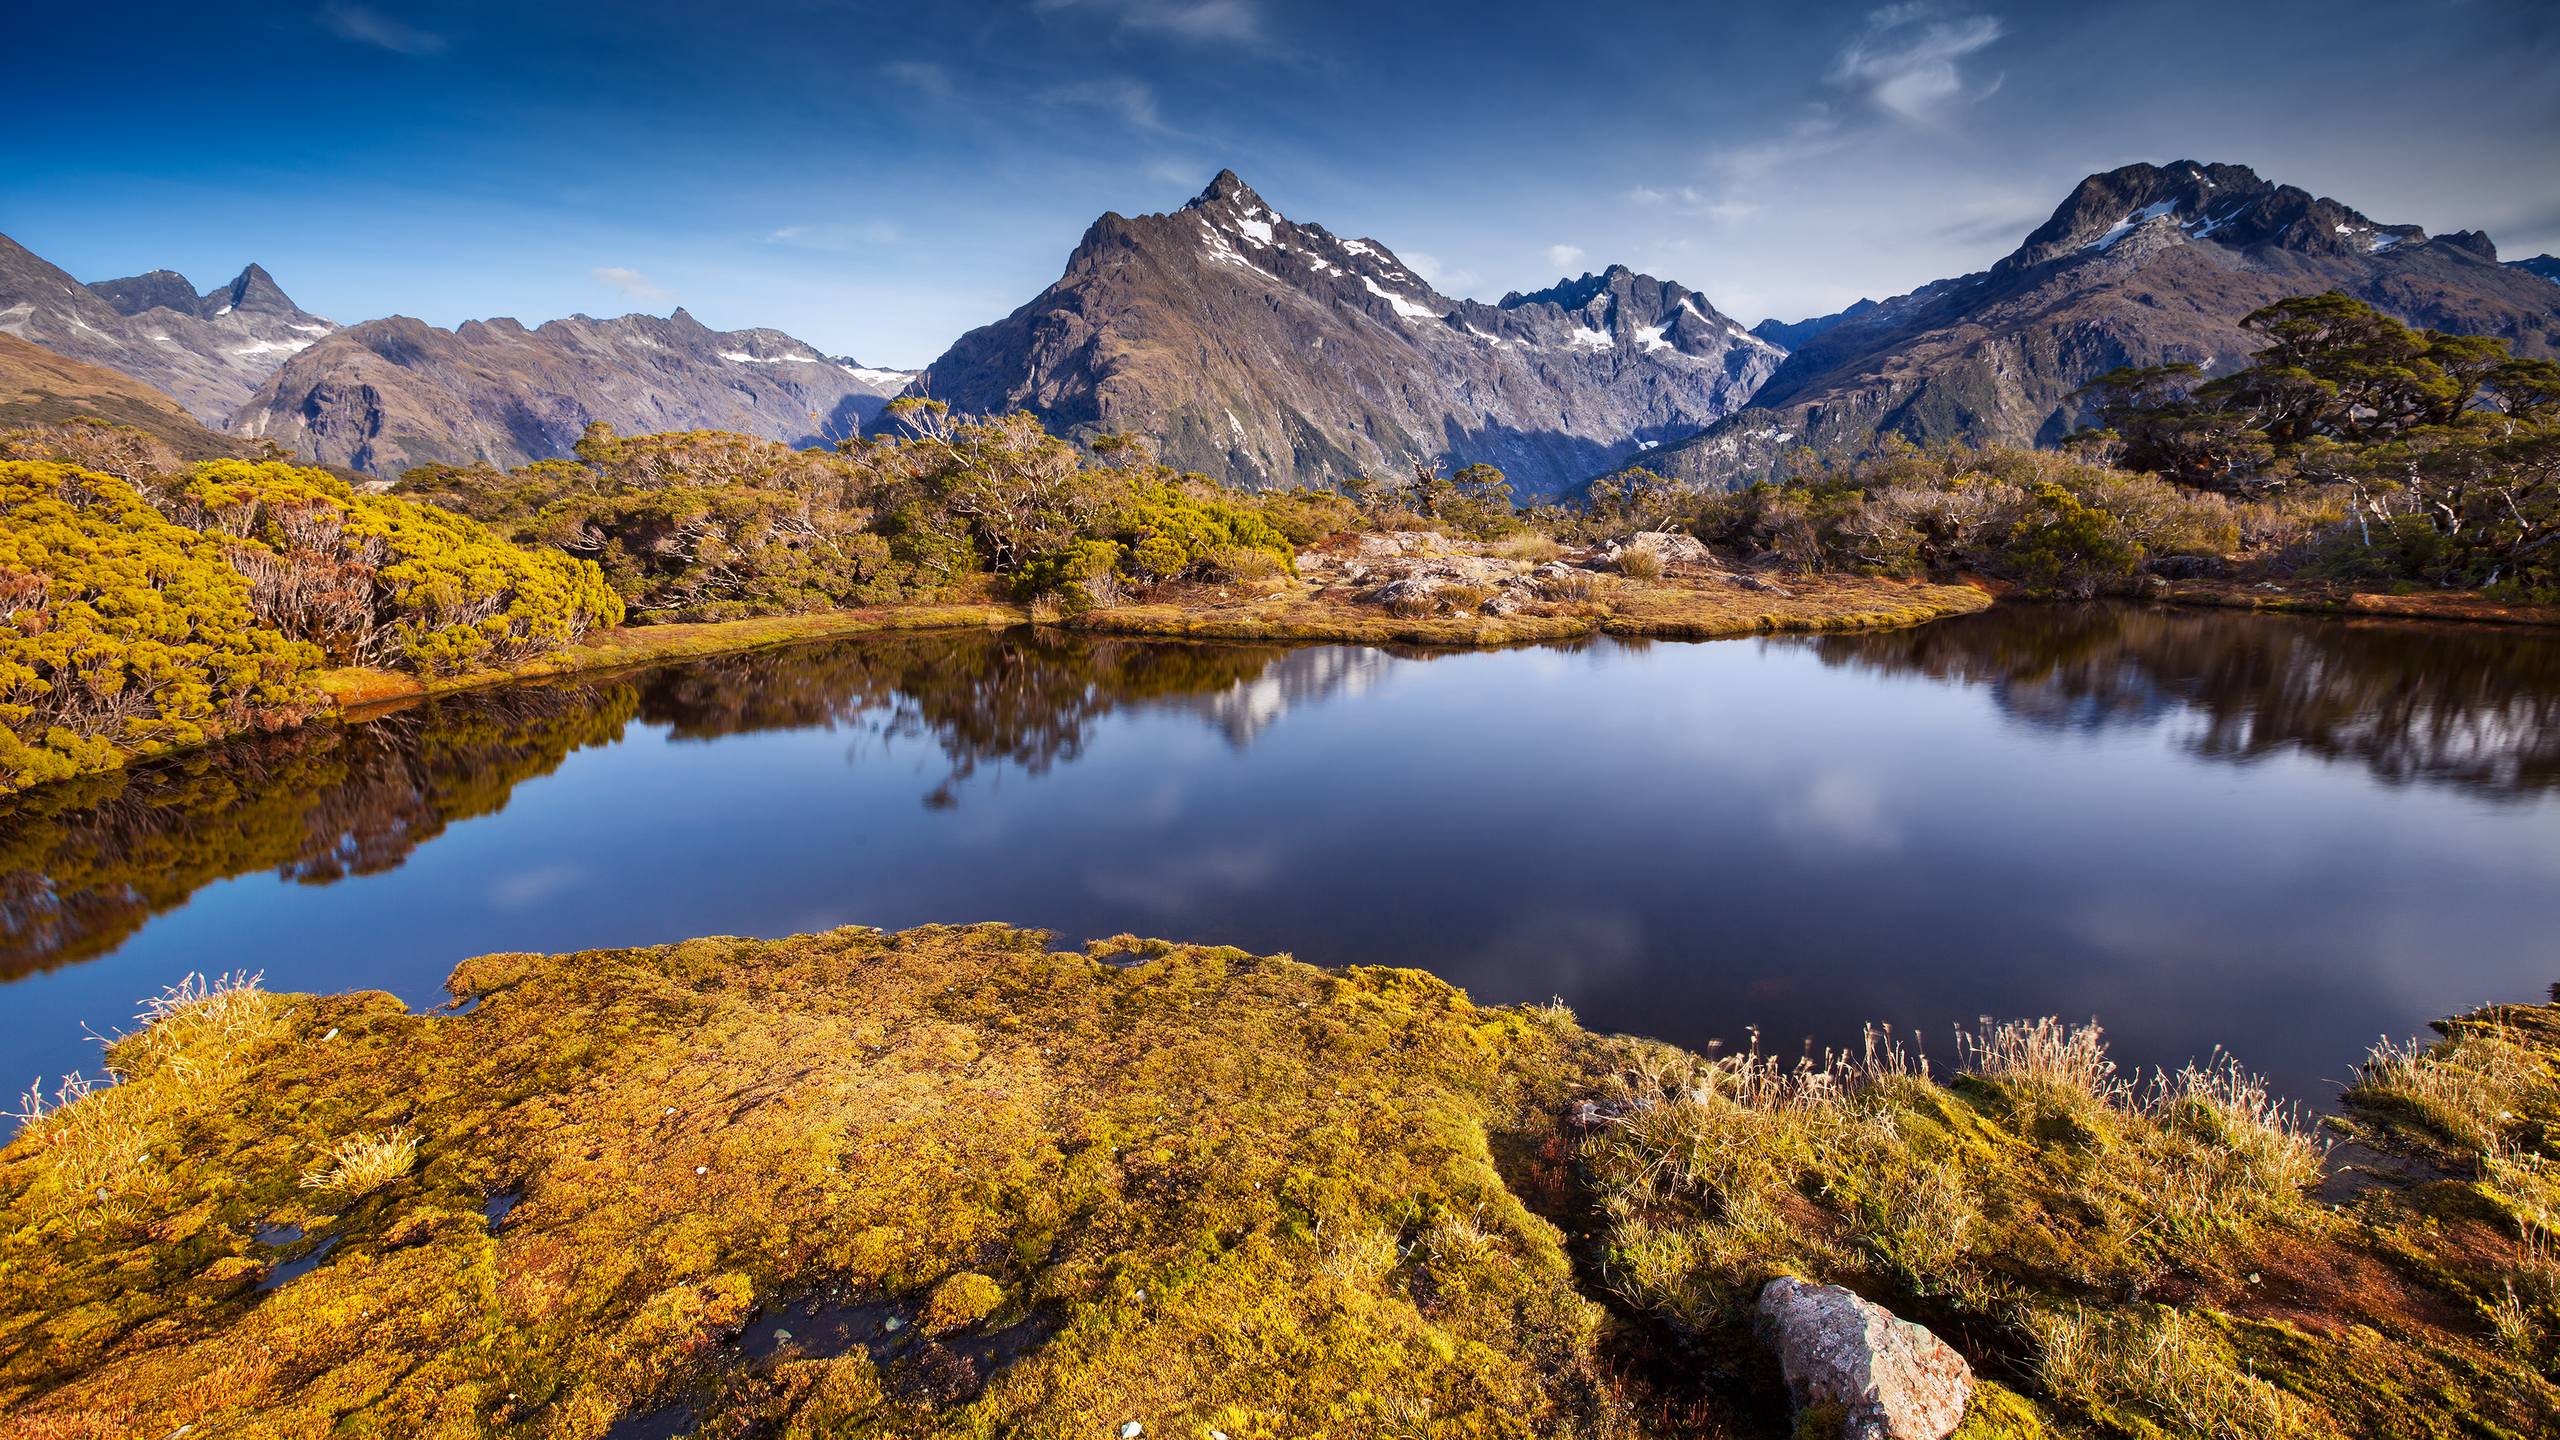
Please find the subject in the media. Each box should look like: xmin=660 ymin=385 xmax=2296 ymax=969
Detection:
xmin=5 ymin=0 xmax=2554 ymax=366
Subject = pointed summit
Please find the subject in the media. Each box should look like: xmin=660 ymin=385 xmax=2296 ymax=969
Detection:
xmin=900 ymin=178 xmax=1780 ymax=496
xmin=203 ymin=262 xmax=297 ymax=318
xmin=1187 ymin=169 xmax=1266 ymax=212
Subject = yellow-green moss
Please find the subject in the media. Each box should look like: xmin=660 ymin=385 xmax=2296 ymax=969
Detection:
xmin=5 ymin=930 xmax=2555 ymax=1438
xmin=0 ymin=925 xmax=1627 ymax=1437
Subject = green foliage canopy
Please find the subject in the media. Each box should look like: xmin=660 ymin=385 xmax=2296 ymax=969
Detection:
xmin=0 ymin=462 xmax=320 ymax=795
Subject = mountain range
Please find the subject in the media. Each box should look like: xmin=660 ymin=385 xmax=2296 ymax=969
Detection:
xmin=0 ymin=235 xmax=340 ymax=420
xmin=1640 ymin=162 xmax=2560 ymax=487
xmin=0 ymin=235 xmax=916 ymax=474
xmin=3 ymin=160 xmax=2556 ymax=491
xmin=234 ymin=312 xmax=914 ymax=473
xmin=901 ymin=171 xmax=1782 ymax=496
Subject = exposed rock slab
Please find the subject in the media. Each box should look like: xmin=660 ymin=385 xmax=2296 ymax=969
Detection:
xmin=1758 ymin=1277 xmax=1972 ymax=1440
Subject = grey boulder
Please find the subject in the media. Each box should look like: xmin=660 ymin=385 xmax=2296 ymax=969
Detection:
xmin=1757 ymin=1277 xmax=1972 ymax=1440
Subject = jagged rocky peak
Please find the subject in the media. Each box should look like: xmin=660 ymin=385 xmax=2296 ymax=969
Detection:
xmin=2010 ymin=160 xmax=2430 ymax=270
xmin=88 ymin=262 xmax=320 ymax=324
xmin=1162 ymin=168 xmax=1451 ymax=324
xmin=88 ymin=269 xmax=204 ymax=317
xmin=900 ymin=171 xmax=1785 ymax=495
xmin=204 ymin=262 xmax=299 ymax=317
xmin=1185 ymin=168 xmax=1268 ymax=215
xmin=1500 ymin=265 xmax=1636 ymax=311
xmin=1487 ymin=266 xmax=1776 ymax=361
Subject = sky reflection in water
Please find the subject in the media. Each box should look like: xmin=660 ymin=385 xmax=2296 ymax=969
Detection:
xmin=4 ymin=605 xmax=2556 ymax=1110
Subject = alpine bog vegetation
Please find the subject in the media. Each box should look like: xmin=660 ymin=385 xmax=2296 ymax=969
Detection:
xmin=1 ymin=925 xmax=2553 ymax=1437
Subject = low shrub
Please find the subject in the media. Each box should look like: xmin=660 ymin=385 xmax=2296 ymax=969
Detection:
xmin=0 ymin=462 xmax=320 ymax=795
xmin=173 ymin=460 xmax=624 ymax=673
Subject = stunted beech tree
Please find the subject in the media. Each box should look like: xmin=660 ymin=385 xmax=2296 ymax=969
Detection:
xmin=2080 ymin=292 xmax=2560 ymax=593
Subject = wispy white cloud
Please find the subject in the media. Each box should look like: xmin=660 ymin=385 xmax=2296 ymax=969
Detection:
xmin=881 ymin=59 xmax=954 ymax=98
xmin=1044 ymin=76 xmax=1167 ymax=132
xmin=1707 ymin=108 xmax=1851 ymax=185
xmin=318 ymin=2 xmax=446 ymax=55
xmin=1928 ymin=187 xmax=2050 ymax=249
xmin=1829 ymin=4 xmax=2006 ymax=126
xmin=1134 ymin=0 xmax=1263 ymax=43
xmin=1627 ymin=186 xmax=1763 ymax=225
xmin=767 ymin=220 xmax=903 ymax=251
xmin=1038 ymin=0 xmax=1268 ymax=47
xmin=1545 ymin=243 xmax=1586 ymax=271
xmin=592 ymin=266 xmax=672 ymax=302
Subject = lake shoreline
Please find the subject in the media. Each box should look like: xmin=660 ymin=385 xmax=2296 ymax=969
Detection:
xmin=3 ymin=921 xmax=2550 ymax=1435
xmin=316 ymin=572 xmax=1993 ymax=714
xmin=315 ymin=571 xmax=2560 ymax=719
xmin=2154 ymin=577 xmax=2560 ymax=628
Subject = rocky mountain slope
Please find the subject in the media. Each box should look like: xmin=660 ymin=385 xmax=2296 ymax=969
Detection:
xmin=0 ymin=234 xmax=339 ymax=420
xmin=1644 ymin=161 xmax=2560 ymax=487
xmin=2518 ymin=255 xmax=2560 ymax=286
xmin=900 ymin=171 xmax=1781 ymax=497
xmin=233 ymin=311 xmax=916 ymax=474
xmin=0 ymin=331 xmax=248 ymax=460
xmin=1749 ymin=300 xmax=1878 ymax=352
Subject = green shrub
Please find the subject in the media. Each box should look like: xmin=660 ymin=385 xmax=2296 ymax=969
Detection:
xmin=526 ymin=486 xmax=895 ymax=622
xmin=1110 ymin=482 xmax=1296 ymax=587
xmin=2005 ymin=481 xmax=2143 ymax=598
xmin=1011 ymin=539 xmax=1125 ymax=612
xmin=0 ymin=462 xmax=320 ymax=795
xmin=175 ymin=461 xmax=623 ymax=674
xmin=1248 ymin=487 xmax=1364 ymax=545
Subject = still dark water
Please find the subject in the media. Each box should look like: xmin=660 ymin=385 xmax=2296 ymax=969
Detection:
xmin=6 ymin=605 xmax=2557 ymax=1110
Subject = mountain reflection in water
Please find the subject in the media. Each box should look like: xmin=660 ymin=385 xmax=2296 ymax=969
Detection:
xmin=1812 ymin=604 xmax=2560 ymax=799
xmin=4 ymin=607 xmax=2554 ymax=1112
xmin=0 ymin=632 xmax=1385 ymax=979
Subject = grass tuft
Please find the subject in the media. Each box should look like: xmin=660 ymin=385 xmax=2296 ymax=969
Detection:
xmin=2345 ymin=1019 xmax=2556 ymax=1157
xmin=296 ymin=1127 xmax=419 ymax=1194
xmin=2033 ymin=1304 xmax=2322 ymax=1439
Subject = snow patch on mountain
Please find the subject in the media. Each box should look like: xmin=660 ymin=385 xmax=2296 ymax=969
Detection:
xmin=1358 ymin=273 xmax=1442 ymax=322
xmin=2088 ymin=200 xmax=2180 ymax=253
